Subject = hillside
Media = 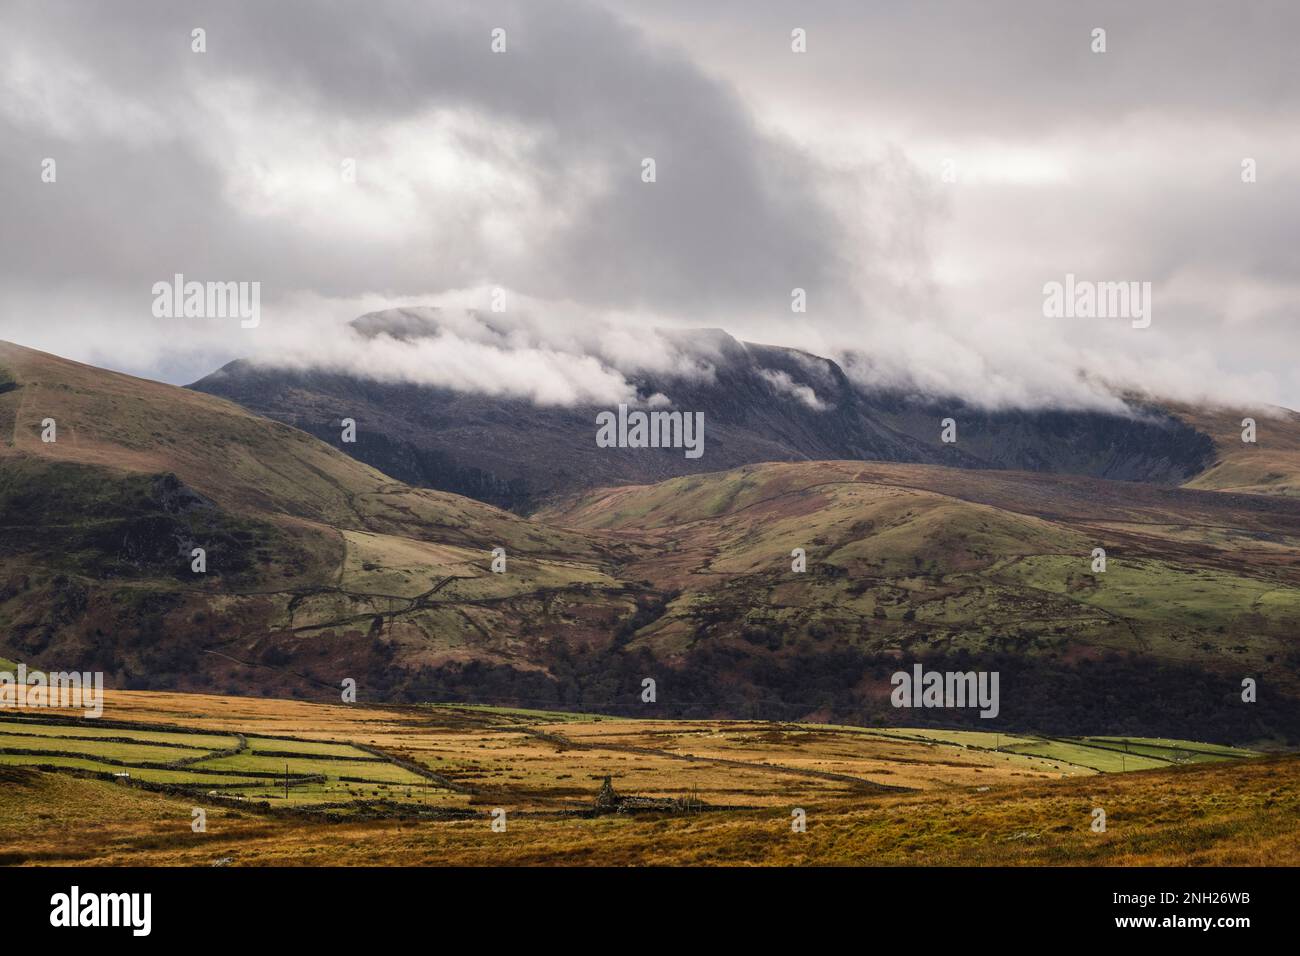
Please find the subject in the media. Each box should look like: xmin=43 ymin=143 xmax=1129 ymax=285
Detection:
xmin=4 ymin=341 xmax=1299 ymax=742
xmin=540 ymin=460 xmax=1300 ymax=740
xmin=1172 ymin=401 xmax=1300 ymax=497
xmin=0 ymin=341 xmax=633 ymax=697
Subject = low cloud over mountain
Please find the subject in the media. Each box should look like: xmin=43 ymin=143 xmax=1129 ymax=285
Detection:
xmin=191 ymin=309 xmax=1219 ymax=512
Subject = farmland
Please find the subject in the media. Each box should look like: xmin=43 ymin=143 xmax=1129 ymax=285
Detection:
xmin=1 ymin=689 xmax=1288 ymax=867
xmin=0 ymin=696 xmax=446 ymax=811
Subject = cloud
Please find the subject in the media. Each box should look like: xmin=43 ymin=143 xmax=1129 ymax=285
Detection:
xmin=0 ymin=0 xmax=1296 ymax=412
xmin=758 ymin=368 xmax=830 ymax=411
xmin=0 ymin=0 xmax=857 ymax=316
xmin=263 ymin=319 xmax=640 ymax=408
xmin=234 ymin=303 xmax=716 ymax=407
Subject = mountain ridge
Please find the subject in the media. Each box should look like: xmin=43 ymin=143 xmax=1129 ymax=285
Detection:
xmin=188 ymin=311 xmax=1229 ymax=512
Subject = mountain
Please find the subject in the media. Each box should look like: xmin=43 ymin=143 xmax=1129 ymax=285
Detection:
xmin=189 ymin=308 xmax=1221 ymax=512
xmin=5 ymin=340 xmax=1300 ymax=743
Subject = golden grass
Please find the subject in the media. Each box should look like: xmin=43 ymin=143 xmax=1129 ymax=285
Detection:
xmin=2 ymin=689 xmax=1285 ymax=867
xmin=3 ymin=753 xmax=1295 ymax=867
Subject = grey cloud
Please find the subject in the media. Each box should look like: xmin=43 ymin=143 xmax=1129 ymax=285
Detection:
xmin=613 ymin=0 xmax=1300 ymax=135
xmin=0 ymin=0 xmax=852 ymax=319
xmin=0 ymin=0 xmax=1295 ymax=412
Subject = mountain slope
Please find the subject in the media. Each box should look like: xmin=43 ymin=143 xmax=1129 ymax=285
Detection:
xmin=1172 ymin=402 xmax=1300 ymax=497
xmin=0 ymin=341 xmax=592 ymax=551
xmin=540 ymin=460 xmax=1300 ymax=741
xmin=5 ymin=342 xmax=1299 ymax=742
xmin=0 ymin=341 xmax=631 ymax=695
xmin=189 ymin=309 xmax=1218 ymax=512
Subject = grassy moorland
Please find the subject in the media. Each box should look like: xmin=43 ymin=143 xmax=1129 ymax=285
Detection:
xmin=0 ymin=691 xmax=1289 ymax=867
xmin=1173 ymin=401 xmax=1300 ymax=497
xmin=537 ymin=459 xmax=1300 ymax=737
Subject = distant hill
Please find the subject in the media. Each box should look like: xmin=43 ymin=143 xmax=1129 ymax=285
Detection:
xmin=189 ymin=309 xmax=1222 ymax=512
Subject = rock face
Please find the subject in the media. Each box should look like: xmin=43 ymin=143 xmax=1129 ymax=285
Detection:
xmin=188 ymin=311 xmax=1217 ymax=513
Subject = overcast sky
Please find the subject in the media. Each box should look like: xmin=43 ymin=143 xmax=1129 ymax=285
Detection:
xmin=1 ymin=0 xmax=1296 ymax=410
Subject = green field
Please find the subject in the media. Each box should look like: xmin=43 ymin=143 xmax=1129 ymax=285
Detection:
xmin=199 ymin=753 xmax=427 ymax=784
xmin=0 ymin=732 xmax=211 ymax=765
xmin=859 ymin=728 xmax=1039 ymax=750
xmin=0 ymin=722 xmax=238 ymax=750
xmin=0 ymin=715 xmax=445 ymax=808
xmin=837 ymin=727 xmax=1257 ymax=772
xmin=994 ymin=554 xmax=1300 ymax=629
xmin=999 ymin=739 xmax=1170 ymax=772
xmin=243 ymin=736 xmax=371 ymax=757
xmin=0 ymin=754 xmax=260 ymax=786
xmin=0 ymin=704 xmax=1259 ymax=818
